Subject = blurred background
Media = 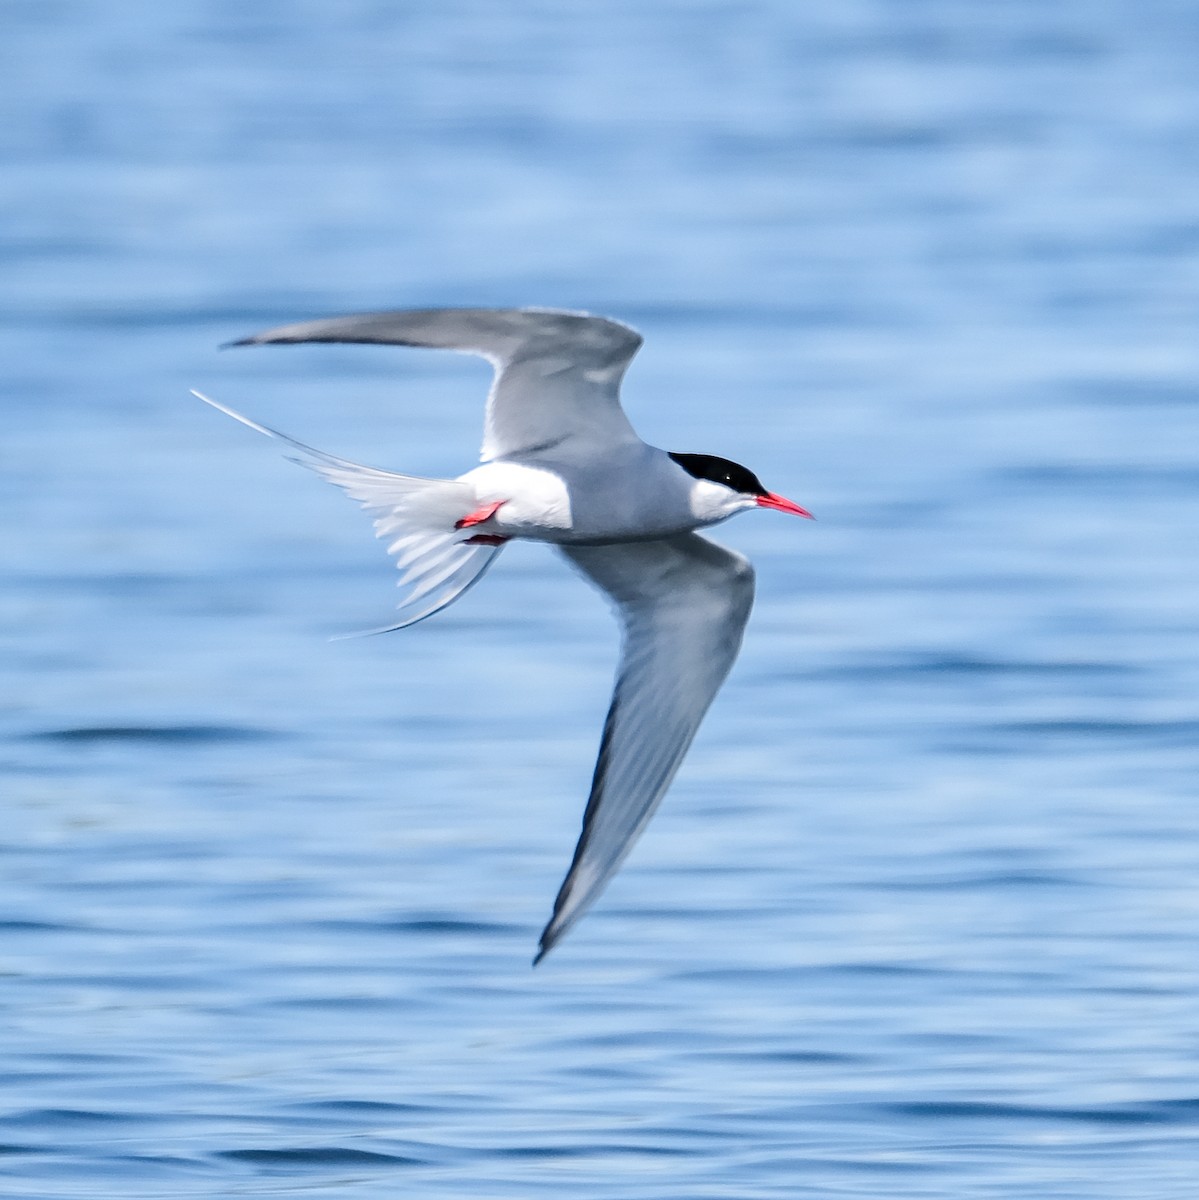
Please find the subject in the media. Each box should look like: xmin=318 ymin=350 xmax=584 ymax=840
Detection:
xmin=3 ymin=2 xmax=1199 ymax=1196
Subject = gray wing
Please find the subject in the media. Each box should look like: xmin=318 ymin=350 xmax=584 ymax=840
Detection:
xmin=537 ymin=534 xmax=755 ymax=962
xmin=229 ymin=307 xmax=645 ymax=463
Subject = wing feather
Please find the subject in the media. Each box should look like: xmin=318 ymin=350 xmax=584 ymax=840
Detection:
xmin=537 ymin=534 xmax=755 ymax=961
xmin=226 ymin=307 xmax=646 ymax=462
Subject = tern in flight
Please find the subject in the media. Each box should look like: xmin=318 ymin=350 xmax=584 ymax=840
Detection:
xmin=196 ymin=307 xmax=811 ymax=961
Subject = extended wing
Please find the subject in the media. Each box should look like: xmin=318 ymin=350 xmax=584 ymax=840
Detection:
xmin=228 ymin=307 xmax=646 ymax=463
xmin=538 ymin=534 xmax=755 ymax=961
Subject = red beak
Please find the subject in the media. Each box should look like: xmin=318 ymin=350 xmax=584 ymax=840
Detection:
xmin=756 ymin=492 xmax=814 ymax=519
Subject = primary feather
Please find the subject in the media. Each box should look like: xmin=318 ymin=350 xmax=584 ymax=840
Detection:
xmin=226 ymin=307 xmax=645 ymax=463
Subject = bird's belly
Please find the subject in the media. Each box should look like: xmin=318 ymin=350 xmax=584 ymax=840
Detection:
xmin=458 ymin=455 xmax=706 ymax=544
xmin=457 ymin=461 xmax=574 ymax=536
xmin=542 ymin=488 xmax=706 ymax=545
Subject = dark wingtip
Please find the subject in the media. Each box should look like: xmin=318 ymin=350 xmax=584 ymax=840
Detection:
xmin=532 ymin=921 xmax=559 ymax=966
xmin=219 ymin=337 xmax=258 ymax=350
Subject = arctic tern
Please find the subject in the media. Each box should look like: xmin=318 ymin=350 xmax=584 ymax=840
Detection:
xmin=196 ymin=307 xmax=811 ymax=962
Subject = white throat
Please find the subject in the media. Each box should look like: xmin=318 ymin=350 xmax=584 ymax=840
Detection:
xmin=687 ymin=478 xmax=756 ymax=524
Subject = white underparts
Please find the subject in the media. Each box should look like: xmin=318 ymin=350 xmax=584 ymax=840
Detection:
xmin=457 ymin=461 xmax=573 ymax=534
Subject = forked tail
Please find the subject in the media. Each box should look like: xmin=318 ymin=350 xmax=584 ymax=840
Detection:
xmin=193 ymin=391 xmax=503 ymax=630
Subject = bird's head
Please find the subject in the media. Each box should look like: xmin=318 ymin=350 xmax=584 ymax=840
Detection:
xmin=669 ymin=452 xmax=813 ymax=523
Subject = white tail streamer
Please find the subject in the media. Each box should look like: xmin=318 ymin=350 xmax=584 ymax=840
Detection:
xmin=193 ymin=390 xmax=503 ymax=631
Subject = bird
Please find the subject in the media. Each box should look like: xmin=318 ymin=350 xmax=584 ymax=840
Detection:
xmin=195 ymin=307 xmax=811 ymax=962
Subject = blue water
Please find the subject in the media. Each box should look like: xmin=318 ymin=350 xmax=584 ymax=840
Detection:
xmin=3 ymin=2 xmax=1199 ymax=1196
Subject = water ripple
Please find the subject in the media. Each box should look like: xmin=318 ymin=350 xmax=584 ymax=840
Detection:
xmin=218 ymin=1146 xmax=425 ymax=1167
xmin=23 ymin=724 xmax=280 ymax=745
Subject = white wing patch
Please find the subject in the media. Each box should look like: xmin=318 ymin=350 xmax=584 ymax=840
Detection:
xmin=194 ymin=391 xmax=502 ymax=631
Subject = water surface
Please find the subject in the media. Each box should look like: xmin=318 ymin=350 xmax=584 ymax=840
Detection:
xmin=3 ymin=2 xmax=1199 ymax=1196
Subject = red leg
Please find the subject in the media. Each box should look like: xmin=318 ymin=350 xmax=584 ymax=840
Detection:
xmin=455 ymin=500 xmax=506 ymax=530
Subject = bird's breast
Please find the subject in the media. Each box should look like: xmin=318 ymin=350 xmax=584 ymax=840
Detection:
xmin=459 ymin=451 xmax=706 ymax=544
